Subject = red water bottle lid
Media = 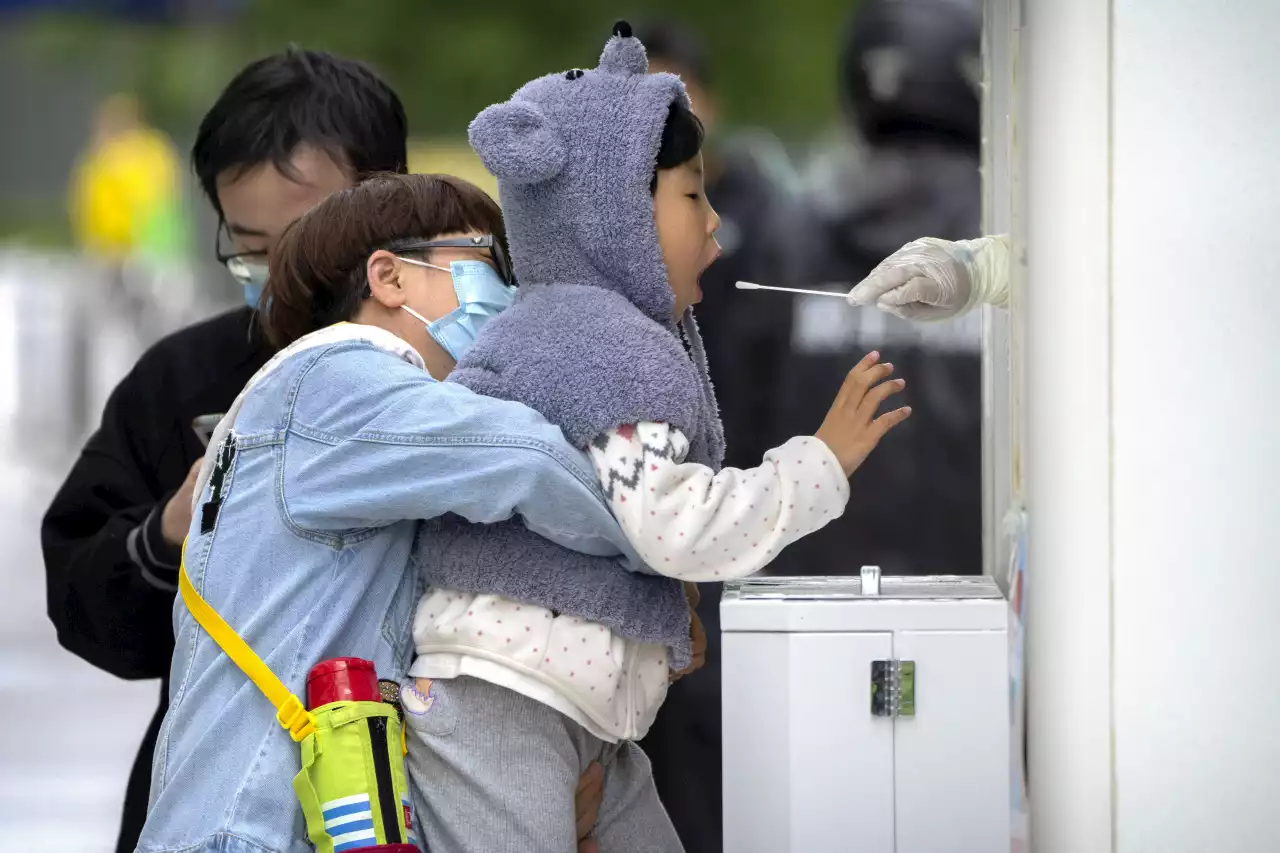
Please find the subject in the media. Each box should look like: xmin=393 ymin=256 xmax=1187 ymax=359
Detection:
xmin=306 ymin=657 xmax=379 ymax=709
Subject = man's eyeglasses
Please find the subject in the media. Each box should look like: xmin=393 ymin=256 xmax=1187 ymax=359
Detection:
xmin=214 ymin=227 xmax=517 ymax=289
xmin=391 ymin=235 xmax=516 ymax=288
xmin=214 ymin=220 xmax=267 ymax=285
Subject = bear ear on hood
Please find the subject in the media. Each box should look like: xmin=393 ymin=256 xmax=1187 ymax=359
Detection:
xmin=468 ymin=100 xmax=568 ymax=186
xmin=598 ymin=20 xmax=648 ymax=76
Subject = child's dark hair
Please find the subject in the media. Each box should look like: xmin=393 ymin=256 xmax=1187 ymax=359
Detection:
xmin=192 ymin=47 xmax=408 ymax=218
xmin=650 ymin=99 xmax=705 ymax=193
xmin=262 ymin=173 xmax=505 ymax=348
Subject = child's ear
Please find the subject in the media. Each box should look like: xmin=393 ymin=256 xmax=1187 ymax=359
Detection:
xmin=469 ymin=100 xmax=568 ymax=186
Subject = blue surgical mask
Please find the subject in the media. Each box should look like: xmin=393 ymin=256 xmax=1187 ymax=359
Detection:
xmin=226 ymin=257 xmax=269 ymax=310
xmin=397 ymin=258 xmax=516 ymax=361
xmin=242 ymin=280 xmax=265 ymax=309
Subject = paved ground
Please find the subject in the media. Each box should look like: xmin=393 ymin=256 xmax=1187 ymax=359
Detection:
xmin=0 ymin=264 xmax=175 ymax=851
xmin=0 ymin=443 xmax=158 ymax=851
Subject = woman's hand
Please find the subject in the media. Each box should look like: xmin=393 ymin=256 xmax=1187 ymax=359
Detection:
xmin=576 ymin=762 xmax=604 ymax=853
xmin=814 ymin=351 xmax=911 ymax=477
xmin=670 ymin=582 xmax=706 ymax=683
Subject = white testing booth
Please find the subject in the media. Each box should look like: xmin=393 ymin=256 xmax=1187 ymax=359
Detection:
xmin=722 ymin=573 xmax=1010 ymax=853
xmin=722 ymin=1 xmax=1280 ymax=852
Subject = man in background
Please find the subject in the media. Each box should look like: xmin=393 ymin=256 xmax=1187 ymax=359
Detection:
xmin=639 ymin=22 xmax=804 ymax=853
xmin=771 ymin=0 xmax=985 ymax=579
xmin=42 ymin=49 xmax=409 ymax=852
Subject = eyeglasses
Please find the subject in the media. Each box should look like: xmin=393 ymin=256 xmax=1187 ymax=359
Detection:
xmin=213 ymin=226 xmax=517 ymax=288
xmin=214 ymin=220 xmax=267 ymax=285
xmin=391 ymin=235 xmax=516 ymax=287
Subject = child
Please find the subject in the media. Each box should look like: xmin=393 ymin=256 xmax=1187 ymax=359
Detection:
xmin=402 ymin=23 xmax=911 ymax=853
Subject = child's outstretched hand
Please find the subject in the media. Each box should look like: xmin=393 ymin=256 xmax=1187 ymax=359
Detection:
xmin=814 ymin=351 xmax=912 ymax=477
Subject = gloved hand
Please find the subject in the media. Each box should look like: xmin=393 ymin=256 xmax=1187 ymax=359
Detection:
xmin=847 ymin=235 xmax=1010 ymax=321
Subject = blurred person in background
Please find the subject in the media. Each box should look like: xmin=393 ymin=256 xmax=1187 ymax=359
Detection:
xmin=64 ymin=93 xmax=193 ymax=423
xmin=637 ymin=21 xmax=805 ymax=853
xmin=68 ymin=92 xmax=188 ymax=265
xmin=768 ymin=0 xmax=985 ymax=579
xmin=41 ymin=49 xmax=409 ymax=853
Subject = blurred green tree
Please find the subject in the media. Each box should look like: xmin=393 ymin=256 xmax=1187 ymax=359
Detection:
xmin=20 ymin=0 xmax=857 ymax=141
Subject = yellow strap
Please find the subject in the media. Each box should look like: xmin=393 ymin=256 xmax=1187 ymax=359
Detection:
xmin=179 ymin=550 xmax=316 ymax=742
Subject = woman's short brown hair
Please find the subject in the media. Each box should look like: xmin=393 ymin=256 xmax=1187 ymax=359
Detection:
xmin=262 ymin=172 xmax=506 ymax=348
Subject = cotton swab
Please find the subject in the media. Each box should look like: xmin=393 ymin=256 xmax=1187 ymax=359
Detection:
xmin=735 ymin=281 xmax=848 ymax=299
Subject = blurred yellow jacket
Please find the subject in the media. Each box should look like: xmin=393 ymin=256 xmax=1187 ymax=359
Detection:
xmin=69 ymin=126 xmax=185 ymax=259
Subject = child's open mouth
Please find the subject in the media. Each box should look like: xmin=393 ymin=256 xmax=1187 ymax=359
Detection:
xmin=698 ymin=247 xmax=723 ymax=279
xmin=695 ymin=248 xmax=723 ymax=299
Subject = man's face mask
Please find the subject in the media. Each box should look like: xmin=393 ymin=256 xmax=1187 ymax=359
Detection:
xmin=397 ymin=256 xmax=517 ymax=362
xmin=215 ymin=221 xmax=269 ymax=309
xmin=225 ymin=256 xmax=269 ymax=309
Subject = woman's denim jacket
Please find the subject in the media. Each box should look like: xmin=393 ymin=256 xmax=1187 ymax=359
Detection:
xmin=137 ymin=328 xmax=641 ymax=853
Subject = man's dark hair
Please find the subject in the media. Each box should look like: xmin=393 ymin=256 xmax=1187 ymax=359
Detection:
xmin=192 ymin=47 xmax=409 ymax=218
xmin=637 ymin=21 xmax=711 ymax=88
xmin=650 ymin=100 xmax=705 ymax=194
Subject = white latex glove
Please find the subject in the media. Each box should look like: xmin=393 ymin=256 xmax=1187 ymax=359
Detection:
xmin=847 ymin=234 xmax=1011 ymax=321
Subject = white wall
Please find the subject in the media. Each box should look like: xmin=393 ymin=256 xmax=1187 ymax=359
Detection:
xmin=1023 ymin=1 xmax=1280 ymax=851
xmin=1110 ymin=1 xmax=1280 ymax=849
xmin=1023 ymin=0 xmax=1115 ymax=850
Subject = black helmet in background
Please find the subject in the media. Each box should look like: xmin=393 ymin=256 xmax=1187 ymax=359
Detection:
xmin=841 ymin=0 xmax=982 ymax=148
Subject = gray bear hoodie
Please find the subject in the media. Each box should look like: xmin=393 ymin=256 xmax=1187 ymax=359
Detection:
xmin=453 ymin=22 xmax=724 ymax=468
xmin=412 ymin=24 xmax=725 ymax=670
